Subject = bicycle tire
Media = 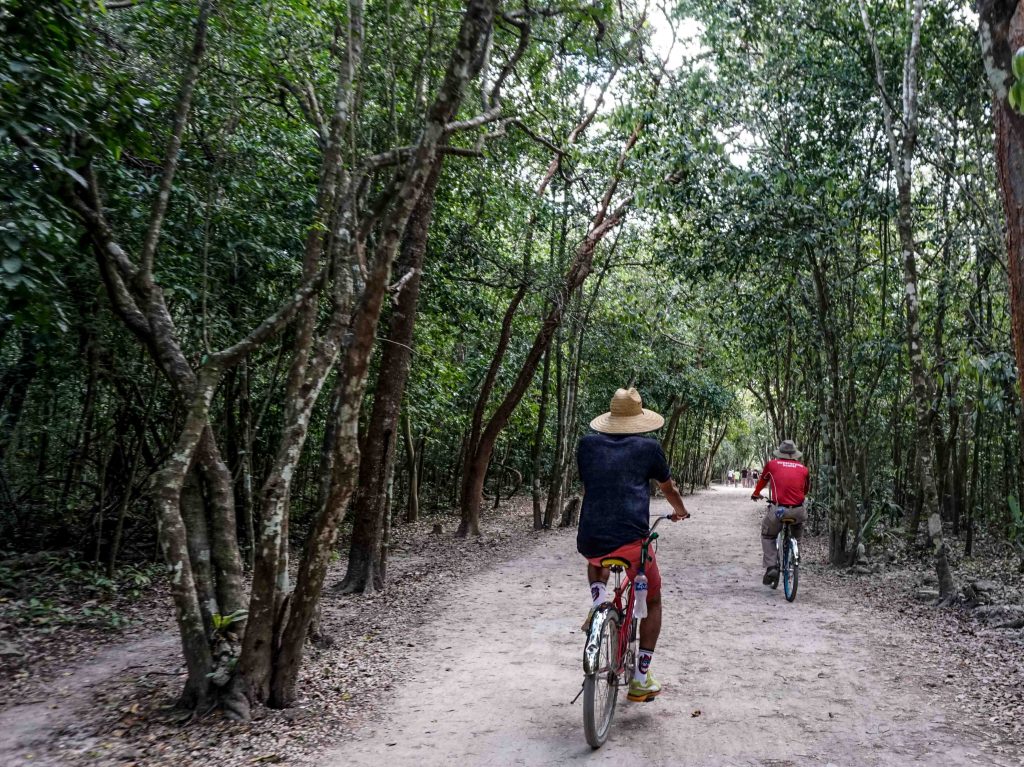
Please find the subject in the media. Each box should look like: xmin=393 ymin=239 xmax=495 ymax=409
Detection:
xmin=770 ymin=533 xmax=781 ymax=589
xmin=783 ymin=536 xmax=799 ymax=602
xmin=583 ymin=610 xmax=620 ymax=748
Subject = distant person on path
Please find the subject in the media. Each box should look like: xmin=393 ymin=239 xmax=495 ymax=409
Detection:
xmin=576 ymin=387 xmax=690 ymax=702
xmin=751 ymin=440 xmax=809 ymax=587
xmin=741 ymin=467 xmax=749 ymax=488
xmin=727 ymin=469 xmax=735 ymax=486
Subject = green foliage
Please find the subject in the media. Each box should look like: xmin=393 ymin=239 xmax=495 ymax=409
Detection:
xmin=1 ymin=0 xmax=1022 ymax=614
xmin=0 ymin=553 xmax=160 ymax=631
xmin=211 ymin=609 xmax=248 ymax=634
xmin=1009 ymin=47 xmax=1024 ymax=111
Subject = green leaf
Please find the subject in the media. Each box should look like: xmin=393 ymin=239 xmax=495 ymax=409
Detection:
xmin=61 ymin=165 xmax=87 ymax=187
xmin=2 ymin=257 xmax=22 ymax=274
xmin=1013 ymin=47 xmax=1024 ymax=80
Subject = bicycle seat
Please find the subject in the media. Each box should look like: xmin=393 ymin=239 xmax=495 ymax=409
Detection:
xmin=600 ymin=557 xmax=631 ymax=571
xmin=781 ymin=516 xmax=799 ymax=524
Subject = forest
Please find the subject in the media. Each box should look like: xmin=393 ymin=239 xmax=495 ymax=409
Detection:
xmin=3 ymin=0 xmax=1024 ymax=764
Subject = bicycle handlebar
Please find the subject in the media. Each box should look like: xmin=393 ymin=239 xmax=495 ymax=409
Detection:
xmin=649 ymin=513 xmax=673 ymax=534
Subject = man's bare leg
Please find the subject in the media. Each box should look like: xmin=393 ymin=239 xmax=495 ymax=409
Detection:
xmin=588 ymin=564 xmax=662 ymax=648
xmin=639 ymin=594 xmax=661 ymax=650
xmin=587 ymin=564 xmax=608 ymax=588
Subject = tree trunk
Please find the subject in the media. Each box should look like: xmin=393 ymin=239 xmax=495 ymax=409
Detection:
xmin=458 ymin=257 xmax=531 ymax=537
xmin=237 ymin=359 xmax=256 ymax=569
xmin=403 ymin=412 xmax=420 ymax=523
xmin=340 ymin=160 xmax=440 ymax=593
xmin=266 ymin=0 xmax=497 ymax=706
xmin=458 ymin=174 xmax=634 ymax=534
xmin=543 ymin=326 xmax=567 ymax=528
xmin=980 ymin=2 xmax=1024 ymax=413
xmin=181 ymin=469 xmax=217 ymax=635
xmin=861 ymin=0 xmax=955 ymax=598
xmin=0 ymin=328 xmax=38 ymax=462
xmin=530 ymin=345 xmax=551 ymax=530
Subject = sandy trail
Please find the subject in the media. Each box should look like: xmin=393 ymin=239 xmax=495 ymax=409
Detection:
xmin=0 ymin=632 xmax=179 ymax=765
xmin=332 ymin=486 xmax=1013 ymax=767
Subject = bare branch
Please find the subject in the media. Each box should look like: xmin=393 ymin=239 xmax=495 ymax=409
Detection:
xmin=592 ymin=122 xmax=642 ymax=229
xmin=387 ymin=267 xmax=418 ymax=298
xmin=488 ymin=13 xmax=531 ymax=107
xmin=278 ymin=76 xmax=328 ymax=143
xmin=506 ymin=119 xmax=564 ymax=154
xmin=535 ymin=64 xmax=620 ymax=197
xmin=446 ymin=106 xmax=504 ymax=133
xmin=208 ymin=269 xmax=328 ymax=370
xmin=362 ymin=144 xmax=483 ymax=171
xmin=138 ymin=0 xmax=215 ymax=280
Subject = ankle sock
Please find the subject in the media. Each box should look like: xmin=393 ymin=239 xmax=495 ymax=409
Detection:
xmin=635 ymin=648 xmax=654 ymax=682
xmin=590 ymin=581 xmax=608 ymax=607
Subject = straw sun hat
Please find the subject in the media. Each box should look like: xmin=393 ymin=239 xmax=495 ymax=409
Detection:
xmin=589 ymin=387 xmax=665 ymax=434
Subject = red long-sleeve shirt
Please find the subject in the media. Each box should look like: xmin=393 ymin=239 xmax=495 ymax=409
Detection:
xmin=753 ymin=458 xmax=809 ymax=506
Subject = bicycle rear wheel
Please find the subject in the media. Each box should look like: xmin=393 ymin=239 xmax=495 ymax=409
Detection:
xmin=783 ymin=535 xmax=799 ymax=602
xmin=771 ymin=533 xmax=781 ymax=589
xmin=583 ymin=611 xmax=620 ymax=748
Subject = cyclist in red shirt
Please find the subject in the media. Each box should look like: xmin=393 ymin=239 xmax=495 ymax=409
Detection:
xmin=751 ymin=440 xmax=809 ymax=587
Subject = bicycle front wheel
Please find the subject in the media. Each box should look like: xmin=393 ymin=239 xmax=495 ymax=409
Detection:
xmin=783 ymin=536 xmax=799 ymax=602
xmin=583 ymin=611 xmax=620 ymax=748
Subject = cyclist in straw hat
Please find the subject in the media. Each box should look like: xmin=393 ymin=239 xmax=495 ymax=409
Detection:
xmin=577 ymin=387 xmax=690 ymax=702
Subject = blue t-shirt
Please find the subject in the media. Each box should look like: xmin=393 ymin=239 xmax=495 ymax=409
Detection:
xmin=576 ymin=433 xmax=672 ymax=558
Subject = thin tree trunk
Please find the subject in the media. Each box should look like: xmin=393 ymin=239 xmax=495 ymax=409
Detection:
xmin=458 ymin=133 xmax=638 ymax=534
xmin=340 ymin=159 xmax=440 ymax=593
xmin=403 ymin=412 xmax=419 ymax=523
xmin=530 ymin=345 xmax=551 ymax=530
xmin=0 ymin=328 xmax=38 ymax=463
xmin=267 ymin=0 xmax=497 ymax=706
xmin=860 ymin=0 xmax=955 ymax=598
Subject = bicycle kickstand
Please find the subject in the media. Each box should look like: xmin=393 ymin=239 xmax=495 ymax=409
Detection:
xmin=570 ymin=682 xmax=585 ymax=705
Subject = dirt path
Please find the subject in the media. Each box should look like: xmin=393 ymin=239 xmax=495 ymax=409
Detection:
xmin=330 ymin=486 xmax=1014 ymax=767
xmin=0 ymin=632 xmax=179 ymax=765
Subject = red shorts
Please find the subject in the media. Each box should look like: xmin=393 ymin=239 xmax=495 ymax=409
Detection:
xmin=586 ymin=539 xmax=662 ymax=599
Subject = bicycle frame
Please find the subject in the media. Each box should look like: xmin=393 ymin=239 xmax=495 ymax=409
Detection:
xmin=779 ymin=523 xmax=800 ymax=565
xmin=583 ymin=515 xmax=670 ymax=678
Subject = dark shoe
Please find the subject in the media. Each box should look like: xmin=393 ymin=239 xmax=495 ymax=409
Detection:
xmin=763 ymin=567 xmax=779 ymax=586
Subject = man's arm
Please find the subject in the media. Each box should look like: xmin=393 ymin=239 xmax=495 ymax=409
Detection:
xmin=658 ymin=478 xmax=690 ymax=521
xmin=751 ymin=467 xmax=770 ymax=500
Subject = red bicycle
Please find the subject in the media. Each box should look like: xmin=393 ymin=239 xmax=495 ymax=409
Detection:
xmin=580 ymin=514 xmax=671 ymax=748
